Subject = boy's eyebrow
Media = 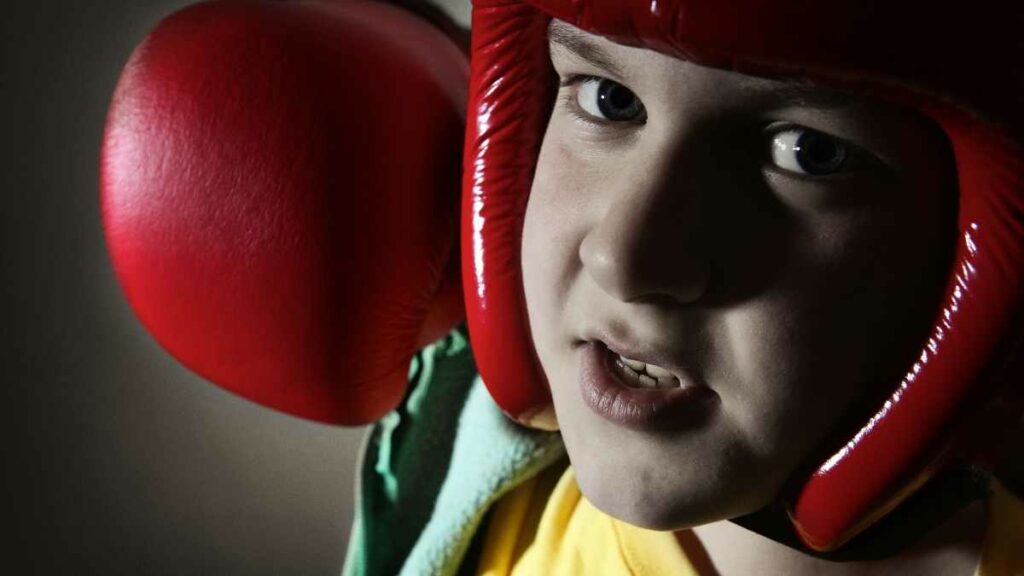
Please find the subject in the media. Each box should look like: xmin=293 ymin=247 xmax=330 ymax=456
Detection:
xmin=747 ymin=81 xmax=859 ymax=112
xmin=549 ymin=20 xmax=858 ymax=112
xmin=548 ymin=20 xmax=625 ymax=78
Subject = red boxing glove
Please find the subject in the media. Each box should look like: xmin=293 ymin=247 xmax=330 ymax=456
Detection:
xmin=101 ymin=0 xmax=469 ymax=425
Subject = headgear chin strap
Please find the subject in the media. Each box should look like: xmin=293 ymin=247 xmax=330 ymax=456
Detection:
xmin=461 ymin=0 xmax=1024 ymax=553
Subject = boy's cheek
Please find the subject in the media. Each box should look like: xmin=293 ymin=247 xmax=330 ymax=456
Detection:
xmin=550 ymin=115 xmax=630 ymax=175
xmin=711 ymin=303 xmax=841 ymax=455
xmin=522 ymin=157 xmax=584 ymax=362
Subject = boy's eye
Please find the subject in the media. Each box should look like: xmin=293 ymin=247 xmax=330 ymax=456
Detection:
xmin=769 ymin=127 xmax=849 ymax=176
xmin=575 ymin=77 xmax=647 ymax=123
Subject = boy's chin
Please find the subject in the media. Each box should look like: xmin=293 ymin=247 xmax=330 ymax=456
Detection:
xmin=573 ymin=463 xmax=775 ymax=532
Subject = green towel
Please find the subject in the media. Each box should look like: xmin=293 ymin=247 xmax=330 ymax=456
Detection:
xmin=343 ymin=325 xmax=566 ymax=576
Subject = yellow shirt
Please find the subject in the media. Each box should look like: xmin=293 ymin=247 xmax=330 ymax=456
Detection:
xmin=475 ymin=465 xmax=1023 ymax=576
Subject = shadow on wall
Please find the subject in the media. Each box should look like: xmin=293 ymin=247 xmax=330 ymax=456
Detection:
xmin=1 ymin=0 xmax=469 ymax=573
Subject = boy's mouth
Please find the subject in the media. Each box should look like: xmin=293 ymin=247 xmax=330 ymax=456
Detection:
xmin=576 ymin=325 xmax=696 ymax=389
xmin=577 ymin=341 xmax=717 ymax=432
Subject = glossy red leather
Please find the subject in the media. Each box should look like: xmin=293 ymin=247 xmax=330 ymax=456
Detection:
xmin=102 ymin=0 xmax=469 ymax=424
xmin=461 ymin=1 xmax=555 ymax=428
xmin=462 ymin=0 xmax=1024 ymax=551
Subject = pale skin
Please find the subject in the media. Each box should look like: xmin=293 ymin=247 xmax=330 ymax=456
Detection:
xmin=520 ymin=20 xmax=988 ymax=575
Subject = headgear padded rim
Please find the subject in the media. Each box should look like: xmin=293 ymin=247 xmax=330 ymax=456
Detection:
xmin=461 ymin=0 xmax=1024 ymax=552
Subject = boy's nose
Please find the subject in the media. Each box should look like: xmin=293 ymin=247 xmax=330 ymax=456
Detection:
xmin=578 ymin=176 xmax=710 ymax=306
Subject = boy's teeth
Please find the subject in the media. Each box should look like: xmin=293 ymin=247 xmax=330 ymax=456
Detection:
xmin=637 ymin=373 xmax=660 ymax=388
xmin=643 ymin=363 xmax=674 ymax=379
xmin=612 ymin=353 xmax=679 ymax=389
xmin=620 ymin=356 xmax=646 ymax=371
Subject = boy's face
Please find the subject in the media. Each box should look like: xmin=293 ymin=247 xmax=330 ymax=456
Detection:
xmin=521 ymin=21 xmax=956 ymax=530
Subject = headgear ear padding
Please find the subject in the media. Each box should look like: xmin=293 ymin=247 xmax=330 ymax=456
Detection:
xmin=462 ymin=0 xmax=1024 ymax=551
xmin=461 ymin=1 xmax=556 ymax=429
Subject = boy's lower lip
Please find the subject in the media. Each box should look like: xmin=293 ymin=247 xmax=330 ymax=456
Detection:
xmin=578 ymin=341 xmax=717 ymax=432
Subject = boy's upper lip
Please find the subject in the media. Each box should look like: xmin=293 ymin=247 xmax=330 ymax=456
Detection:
xmin=576 ymin=325 xmax=707 ymax=389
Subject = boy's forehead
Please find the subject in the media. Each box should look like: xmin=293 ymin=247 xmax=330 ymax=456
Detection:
xmin=547 ymin=19 xmax=860 ymax=113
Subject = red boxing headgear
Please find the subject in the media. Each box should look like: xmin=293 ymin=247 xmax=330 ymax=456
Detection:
xmin=462 ymin=0 xmax=1024 ymax=553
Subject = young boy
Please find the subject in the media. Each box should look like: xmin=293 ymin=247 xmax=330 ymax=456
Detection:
xmin=343 ymin=5 xmax=1023 ymax=576
xmin=99 ymin=0 xmax=1022 ymax=573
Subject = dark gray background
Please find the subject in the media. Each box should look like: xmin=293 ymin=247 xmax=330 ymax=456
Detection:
xmin=2 ymin=1 xmax=469 ymax=573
